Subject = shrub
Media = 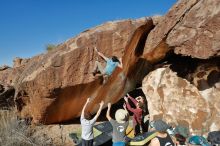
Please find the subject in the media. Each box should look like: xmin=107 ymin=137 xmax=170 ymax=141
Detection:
xmin=46 ymin=44 xmax=56 ymax=52
xmin=0 ymin=110 xmax=52 ymax=146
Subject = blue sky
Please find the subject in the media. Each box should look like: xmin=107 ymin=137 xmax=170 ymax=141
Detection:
xmin=0 ymin=0 xmax=177 ymax=66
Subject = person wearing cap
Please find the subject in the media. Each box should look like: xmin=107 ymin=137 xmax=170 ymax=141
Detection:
xmin=149 ymin=120 xmax=175 ymax=146
xmin=124 ymin=94 xmax=144 ymax=136
xmin=106 ymin=103 xmax=129 ymax=146
xmin=80 ymin=98 xmax=104 ymax=146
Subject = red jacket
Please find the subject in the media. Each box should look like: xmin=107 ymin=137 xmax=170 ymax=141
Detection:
xmin=126 ymin=96 xmax=143 ymax=125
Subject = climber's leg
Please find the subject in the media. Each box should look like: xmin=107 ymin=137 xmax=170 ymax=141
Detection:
xmin=93 ymin=61 xmax=105 ymax=76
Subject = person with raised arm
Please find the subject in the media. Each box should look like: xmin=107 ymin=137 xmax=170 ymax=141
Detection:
xmin=81 ymin=98 xmax=104 ymax=146
xmin=124 ymin=93 xmax=144 ymax=136
xmin=106 ymin=103 xmax=129 ymax=146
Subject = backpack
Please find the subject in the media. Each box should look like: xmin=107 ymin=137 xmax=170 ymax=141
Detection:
xmin=207 ymin=131 xmax=220 ymax=145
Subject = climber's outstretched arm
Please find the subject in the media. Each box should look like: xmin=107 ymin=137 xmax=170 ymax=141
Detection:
xmin=94 ymin=47 xmax=108 ymax=61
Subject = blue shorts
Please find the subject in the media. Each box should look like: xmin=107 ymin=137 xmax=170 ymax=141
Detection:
xmin=113 ymin=141 xmax=126 ymax=146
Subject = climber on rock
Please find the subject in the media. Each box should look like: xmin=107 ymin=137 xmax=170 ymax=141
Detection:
xmin=92 ymin=47 xmax=122 ymax=84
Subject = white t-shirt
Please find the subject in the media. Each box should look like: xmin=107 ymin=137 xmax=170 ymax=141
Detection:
xmin=80 ymin=115 xmax=96 ymax=140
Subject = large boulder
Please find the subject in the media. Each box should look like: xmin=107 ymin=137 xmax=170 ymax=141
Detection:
xmin=143 ymin=0 xmax=220 ymax=61
xmin=142 ymin=67 xmax=220 ymax=134
xmin=13 ymin=18 xmax=154 ymax=123
xmin=167 ymin=0 xmax=220 ymax=58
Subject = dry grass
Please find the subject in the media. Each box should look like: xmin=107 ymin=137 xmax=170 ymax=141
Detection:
xmin=0 ymin=110 xmax=52 ymax=146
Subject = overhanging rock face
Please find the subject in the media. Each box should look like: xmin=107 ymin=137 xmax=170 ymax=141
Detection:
xmin=167 ymin=0 xmax=220 ymax=58
xmin=143 ymin=0 xmax=220 ymax=61
xmin=13 ymin=18 xmax=153 ymax=124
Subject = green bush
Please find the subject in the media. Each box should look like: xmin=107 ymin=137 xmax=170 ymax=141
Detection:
xmin=46 ymin=44 xmax=56 ymax=52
